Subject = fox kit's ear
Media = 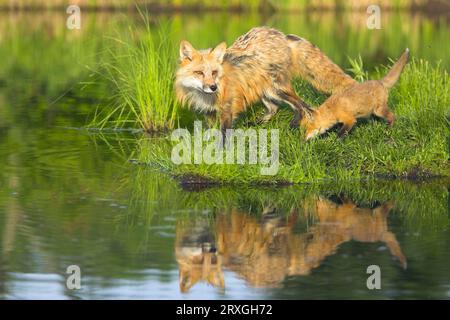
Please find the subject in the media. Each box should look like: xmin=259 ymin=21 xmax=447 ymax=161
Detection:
xmin=211 ymin=42 xmax=227 ymax=63
xmin=180 ymin=40 xmax=196 ymax=61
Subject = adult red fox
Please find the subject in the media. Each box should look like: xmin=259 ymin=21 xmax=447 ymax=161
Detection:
xmin=300 ymin=49 xmax=410 ymax=140
xmin=175 ymin=27 xmax=356 ymax=135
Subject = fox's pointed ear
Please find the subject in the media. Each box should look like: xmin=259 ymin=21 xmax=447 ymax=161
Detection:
xmin=180 ymin=40 xmax=196 ymax=61
xmin=211 ymin=42 xmax=227 ymax=63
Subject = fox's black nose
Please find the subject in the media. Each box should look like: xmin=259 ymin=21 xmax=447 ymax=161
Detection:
xmin=210 ymin=85 xmax=217 ymax=92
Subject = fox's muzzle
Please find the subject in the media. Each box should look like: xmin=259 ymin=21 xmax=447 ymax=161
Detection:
xmin=203 ymin=84 xmax=218 ymax=93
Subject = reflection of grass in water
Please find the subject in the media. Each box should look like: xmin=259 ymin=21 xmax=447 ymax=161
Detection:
xmin=126 ymin=165 xmax=182 ymax=226
xmin=119 ymin=164 xmax=312 ymax=228
xmin=122 ymin=165 xmax=449 ymax=231
xmin=139 ymin=58 xmax=449 ymax=182
xmin=317 ymin=179 xmax=449 ymax=225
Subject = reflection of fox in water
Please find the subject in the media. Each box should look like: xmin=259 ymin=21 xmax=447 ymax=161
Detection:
xmin=175 ymin=219 xmax=224 ymax=293
xmin=175 ymin=198 xmax=406 ymax=292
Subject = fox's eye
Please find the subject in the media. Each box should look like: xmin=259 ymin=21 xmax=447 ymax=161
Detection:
xmin=212 ymin=70 xmax=218 ymax=77
xmin=194 ymin=71 xmax=204 ymax=76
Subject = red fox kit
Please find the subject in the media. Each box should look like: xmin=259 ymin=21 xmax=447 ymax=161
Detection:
xmin=301 ymin=49 xmax=410 ymax=140
xmin=175 ymin=27 xmax=356 ymax=135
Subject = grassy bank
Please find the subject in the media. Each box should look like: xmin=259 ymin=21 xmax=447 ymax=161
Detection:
xmin=137 ymin=58 xmax=449 ymax=184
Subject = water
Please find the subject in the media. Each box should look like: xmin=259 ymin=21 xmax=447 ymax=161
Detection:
xmin=0 ymin=11 xmax=449 ymax=299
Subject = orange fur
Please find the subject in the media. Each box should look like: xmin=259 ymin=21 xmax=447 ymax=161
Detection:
xmin=301 ymin=49 xmax=409 ymax=140
xmin=175 ymin=27 xmax=356 ymax=133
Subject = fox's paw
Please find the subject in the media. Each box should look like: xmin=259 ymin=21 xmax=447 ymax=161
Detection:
xmin=289 ymin=119 xmax=299 ymax=129
xmin=253 ymin=113 xmax=275 ymax=126
xmin=255 ymin=118 xmax=267 ymax=125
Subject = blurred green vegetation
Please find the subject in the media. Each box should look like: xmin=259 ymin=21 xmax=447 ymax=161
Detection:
xmin=0 ymin=0 xmax=439 ymax=11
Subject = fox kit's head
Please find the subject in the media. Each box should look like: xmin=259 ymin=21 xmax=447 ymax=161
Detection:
xmin=176 ymin=40 xmax=227 ymax=94
xmin=300 ymin=112 xmax=325 ymax=141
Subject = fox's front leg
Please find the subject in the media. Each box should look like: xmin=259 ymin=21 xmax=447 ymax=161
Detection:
xmin=219 ymin=102 xmax=240 ymax=146
xmin=219 ymin=105 xmax=234 ymax=146
xmin=337 ymin=117 xmax=356 ymax=138
xmin=220 ymin=110 xmax=232 ymax=137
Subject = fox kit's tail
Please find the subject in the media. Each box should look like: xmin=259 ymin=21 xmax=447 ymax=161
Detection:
xmin=381 ymin=49 xmax=410 ymax=89
xmin=287 ymin=35 xmax=357 ymax=94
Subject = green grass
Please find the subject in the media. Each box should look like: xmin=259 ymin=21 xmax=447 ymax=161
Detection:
xmin=91 ymin=18 xmax=179 ymax=132
xmin=137 ymin=58 xmax=449 ymax=184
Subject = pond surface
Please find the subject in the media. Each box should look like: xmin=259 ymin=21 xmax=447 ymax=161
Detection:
xmin=0 ymin=11 xmax=449 ymax=299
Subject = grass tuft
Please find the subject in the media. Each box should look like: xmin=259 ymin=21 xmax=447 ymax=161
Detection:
xmin=91 ymin=17 xmax=179 ymax=132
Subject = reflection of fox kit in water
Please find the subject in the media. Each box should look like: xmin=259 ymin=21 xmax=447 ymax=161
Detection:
xmin=175 ymin=27 xmax=356 ymax=134
xmin=301 ymin=49 xmax=410 ymax=140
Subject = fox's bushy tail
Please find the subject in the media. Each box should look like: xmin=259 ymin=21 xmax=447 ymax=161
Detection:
xmin=287 ymin=35 xmax=357 ymax=94
xmin=381 ymin=48 xmax=410 ymax=89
